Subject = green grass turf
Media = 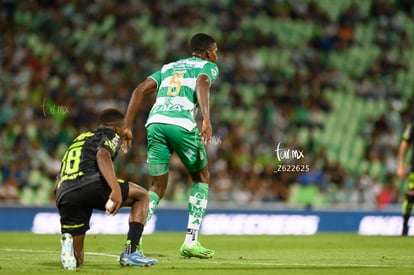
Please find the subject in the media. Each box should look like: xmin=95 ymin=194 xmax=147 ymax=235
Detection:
xmin=0 ymin=232 xmax=414 ymax=274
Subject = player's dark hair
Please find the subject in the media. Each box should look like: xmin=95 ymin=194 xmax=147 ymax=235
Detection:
xmin=190 ymin=33 xmax=216 ymax=54
xmin=99 ymin=108 xmax=124 ymax=126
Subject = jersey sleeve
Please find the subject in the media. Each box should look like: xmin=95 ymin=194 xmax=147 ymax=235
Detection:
xmin=98 ymin=132 xmax=121 ymax=158
xmin=199 ymin=62 xmax=219 ymax=87
xmin=149 ymin=70 xmax=162 ymax=87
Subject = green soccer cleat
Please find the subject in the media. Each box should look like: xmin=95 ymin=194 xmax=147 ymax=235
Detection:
xmin=180 ymin=242 xmax=215 ymax=259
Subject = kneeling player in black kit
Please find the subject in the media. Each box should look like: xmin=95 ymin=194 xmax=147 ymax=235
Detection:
xmin=397 ymin=121 xmax=414 ymax=236
xmin=55 ymin=108 xmax=157 ymax=269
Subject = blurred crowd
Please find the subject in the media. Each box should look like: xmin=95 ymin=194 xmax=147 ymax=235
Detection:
xmin=1 ymin=0 xmax=414 ymax=209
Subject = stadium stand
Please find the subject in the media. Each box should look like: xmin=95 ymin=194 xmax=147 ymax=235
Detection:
xmin=0 ymin=0 xmax=413 ymax=210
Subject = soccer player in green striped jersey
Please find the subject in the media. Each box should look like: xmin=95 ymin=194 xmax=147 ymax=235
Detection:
xmin=124 ymin=33 xmax=219 ymax=258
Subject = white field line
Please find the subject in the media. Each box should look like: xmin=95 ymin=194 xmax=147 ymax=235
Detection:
xmin=0 ymin=248 xmax=119 ymax=260
xmin=1 ymin=248 xmax=414 ymax=269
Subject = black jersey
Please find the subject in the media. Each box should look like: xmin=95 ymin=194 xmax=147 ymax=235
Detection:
xmin=56 ymin=127 xmax=121 ymax=201
xmin=402 ymin=123 xmax=414 ymax=169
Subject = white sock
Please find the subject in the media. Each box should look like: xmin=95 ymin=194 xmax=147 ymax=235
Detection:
xmin=184 ymin=228 xmax=198 ymax=247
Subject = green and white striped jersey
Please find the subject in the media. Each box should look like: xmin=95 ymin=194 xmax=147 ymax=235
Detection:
xmin=145 ymin=57 xmax=219 ymax=131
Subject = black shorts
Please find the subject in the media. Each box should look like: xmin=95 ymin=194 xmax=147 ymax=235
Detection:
xmin=56 ymin=177 xmax=129 ymax=236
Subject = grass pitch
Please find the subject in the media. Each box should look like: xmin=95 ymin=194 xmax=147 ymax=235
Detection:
xmin=0 ymin=232 xmax=413 ymax=274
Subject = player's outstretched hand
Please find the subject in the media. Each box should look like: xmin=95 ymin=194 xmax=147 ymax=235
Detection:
xmin=123 ymin=127 xmax=133 ymax=151
xmin=200 ymin=119 xmax=212 ymax=144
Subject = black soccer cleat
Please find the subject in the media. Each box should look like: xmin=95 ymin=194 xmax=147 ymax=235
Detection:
xmin=402 ymin=225 xmax=409 ymax=237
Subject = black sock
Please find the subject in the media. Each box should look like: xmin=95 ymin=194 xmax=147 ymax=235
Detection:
xmin=403 ymin=202 xmax=413 ymax=225
xmin=125 ymin=222 xmax=144 ymax=254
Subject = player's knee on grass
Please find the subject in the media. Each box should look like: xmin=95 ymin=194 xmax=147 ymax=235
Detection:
xmin=72 ymin=235 xmax=85 ymax=268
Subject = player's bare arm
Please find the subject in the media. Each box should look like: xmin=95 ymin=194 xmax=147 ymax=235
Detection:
xmin=96 ymin=148 xmax=122 ymax=214
xmin=196 ymin=74 xmax=212 ymax=144
xmin=397 ymin=139 xmax=409 ymax=180
xmin=124 ymin=78 xmax=158 ymax=148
